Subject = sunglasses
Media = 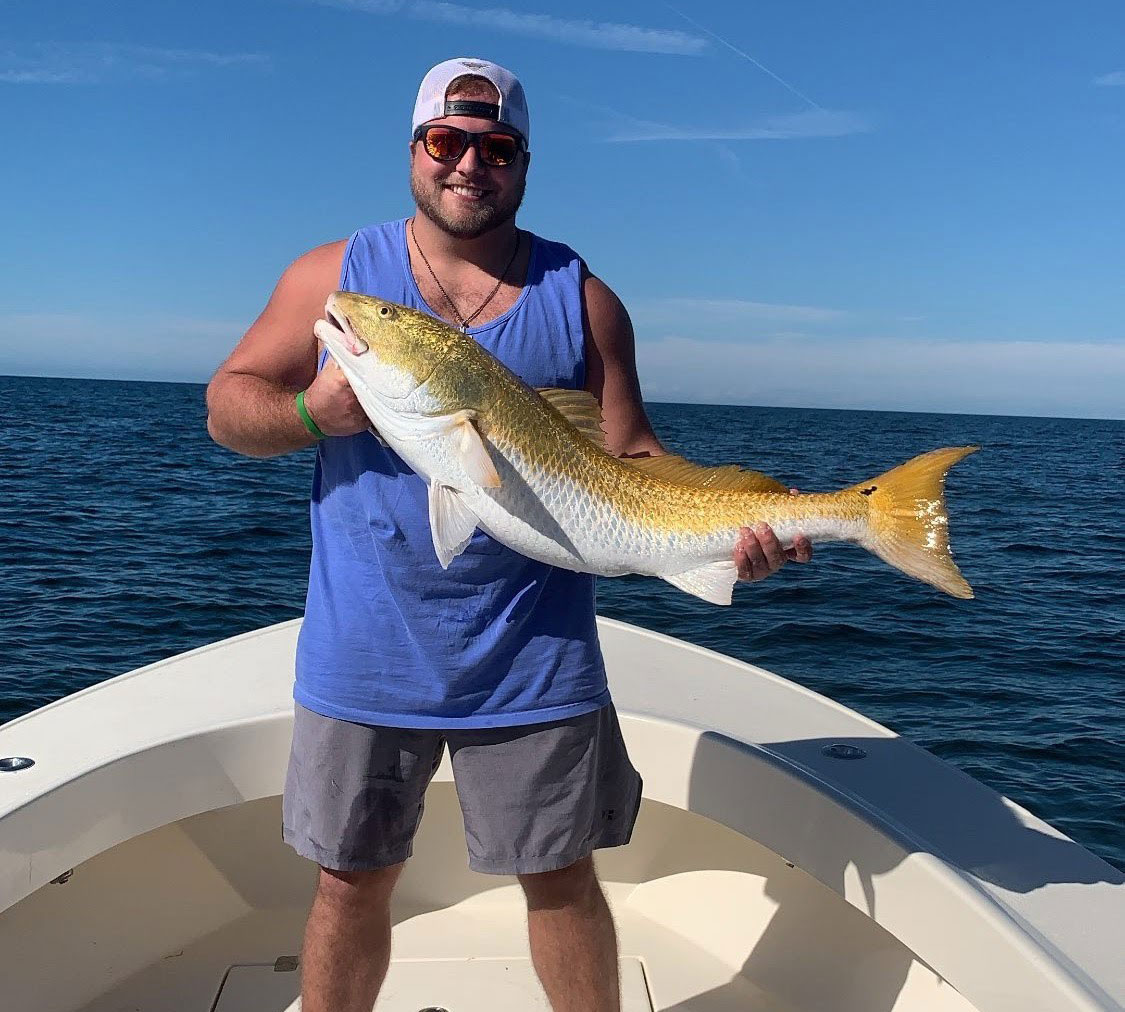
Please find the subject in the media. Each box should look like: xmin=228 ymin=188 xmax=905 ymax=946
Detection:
xmin=412 ymin=125 xmax=526 ymax=167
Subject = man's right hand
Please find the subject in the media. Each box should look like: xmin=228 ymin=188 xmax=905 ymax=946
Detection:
xmin=301 ymin=355 xmax=371 ymax=438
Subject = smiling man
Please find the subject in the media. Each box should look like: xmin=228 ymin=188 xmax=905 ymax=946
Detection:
xmin=205 ymin=58 xmax=811 ymax=1012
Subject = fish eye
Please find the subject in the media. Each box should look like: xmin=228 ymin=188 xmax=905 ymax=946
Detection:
xmin=378 ymin=305 xmax=394 ymax=318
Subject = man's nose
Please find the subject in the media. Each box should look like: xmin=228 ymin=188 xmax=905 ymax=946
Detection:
xmin=454 ymin=141 xmax=485 ymax=174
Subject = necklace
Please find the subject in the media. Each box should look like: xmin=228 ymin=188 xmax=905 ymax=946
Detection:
xmin=410 ymin=217 xmax=522 ymax=332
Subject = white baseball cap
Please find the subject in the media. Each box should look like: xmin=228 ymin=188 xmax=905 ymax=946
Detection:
xmin=412 ymin=57 xmax=530 ymax=145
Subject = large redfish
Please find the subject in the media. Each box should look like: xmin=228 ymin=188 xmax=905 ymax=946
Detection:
xmin=314 ymin=293 xmax=977 ymax=604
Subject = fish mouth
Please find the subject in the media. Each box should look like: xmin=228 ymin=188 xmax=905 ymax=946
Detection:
xmin=324 ymin=296 xmax=369 ymax=357
xmin=322 ymin=292 xmax=451 ymax=396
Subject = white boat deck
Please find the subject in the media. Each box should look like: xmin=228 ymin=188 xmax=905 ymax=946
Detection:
xmin=1 ymin=618 xmax=1122 ymax=1012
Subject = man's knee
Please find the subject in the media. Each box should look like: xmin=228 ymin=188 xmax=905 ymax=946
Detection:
xmin=518 ymin=855 xmax=599 ymax=909
xmin=315 ymin=861 xmax=405 ymax=912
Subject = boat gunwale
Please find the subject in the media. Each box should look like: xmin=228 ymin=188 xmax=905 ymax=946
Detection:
xmin=0 ymin=618 xmax=1121 ymax=1011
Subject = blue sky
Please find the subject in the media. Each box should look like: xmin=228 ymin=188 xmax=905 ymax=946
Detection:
xmin=1 ymin=0 xmax=1123 ymax=418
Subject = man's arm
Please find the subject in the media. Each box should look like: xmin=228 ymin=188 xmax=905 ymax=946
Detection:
xmin=581 ymin=269 xmax=811 ymax=581
xmin=205 ymin=240 xmax=369 ymax=458
xmin=581 ymin=270 xmax=665 ymax=459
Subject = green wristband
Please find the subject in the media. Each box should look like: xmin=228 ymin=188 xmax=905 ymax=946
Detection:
xmin=296 ymin=390 xmax=328 ymax=441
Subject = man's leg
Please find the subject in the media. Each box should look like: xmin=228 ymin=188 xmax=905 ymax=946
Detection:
xmin=447 ymin=705 xmax=641 ymax=1010
xmin=300 ymin=862 xmax=405 ymax=1012
xmin=519 ymin=856 xmax=621 ymax=1012
xmin=283 ymin=705 xmax=446 ymax=1009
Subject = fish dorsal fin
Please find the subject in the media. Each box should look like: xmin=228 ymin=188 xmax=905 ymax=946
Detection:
xmin=536 ymin=388 xmax=607 ymax=449
xmin=623 ymin=454 xmax=790 ymax=494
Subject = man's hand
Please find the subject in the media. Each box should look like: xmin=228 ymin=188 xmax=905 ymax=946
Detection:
xmin=733 ymin=489 xmax=813 ymax=582
xmin=300 ymin=356 xmax=371 ymax=438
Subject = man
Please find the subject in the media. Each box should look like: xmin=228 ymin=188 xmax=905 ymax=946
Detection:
xmin=206 ymin=57 xmax=811 ymax=1012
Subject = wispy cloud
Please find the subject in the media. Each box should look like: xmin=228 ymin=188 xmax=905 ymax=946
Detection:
xmin=663 ymin=2 xmax=822 ymax=110
xmin=714 ymin=143 xmax=752 ymax=184
xmin=607 ymin=107 xmax=871 ymax=142
xmin=1093 ymin=71 xmax=1125 ymax=87
xmin=0 ymin=42 xmax=268 ymax=85
xmin=4 ymin=311 xmax=1120 ymax=419
xmin=631 ymin=297 xmax=848 ymax=330
xmin=310 ymin=0 xmax=707 ymax=55
xmin=636 ymin=335 xmax=1125 ymax=419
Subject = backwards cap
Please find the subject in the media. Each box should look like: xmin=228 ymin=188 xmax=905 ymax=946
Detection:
xmin=412 ymin=57 xmax=530 ymax=145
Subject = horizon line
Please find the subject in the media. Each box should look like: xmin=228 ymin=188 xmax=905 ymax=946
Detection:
xmin=3 ymin=371 xmax=1121 ymax=424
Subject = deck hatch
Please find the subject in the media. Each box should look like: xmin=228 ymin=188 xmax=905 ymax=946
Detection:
xmin=211 ymin=956 xmax=653 ymax=1010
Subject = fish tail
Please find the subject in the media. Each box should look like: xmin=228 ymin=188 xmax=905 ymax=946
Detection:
xmin=852 ymin=445 xmax=979 ymax=599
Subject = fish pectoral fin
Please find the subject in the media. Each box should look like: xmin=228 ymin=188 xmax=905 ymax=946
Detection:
xmin=536 ymin=388 xmax=607 ymax=449
xmin=428 ymin=482 xmax=481 ymax=568
xmin=663 ymin=560 xmax=739 ymax=606
xmin=454 ymin=418 xmax=501 ymax=488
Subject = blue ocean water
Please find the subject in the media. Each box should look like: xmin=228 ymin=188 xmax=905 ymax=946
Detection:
xmin=1 ymin=374 xmax=1122 ymax=870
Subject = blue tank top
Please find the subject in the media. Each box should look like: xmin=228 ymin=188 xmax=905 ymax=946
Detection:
xmin=294 ymin=219 xmax=609 ymax=728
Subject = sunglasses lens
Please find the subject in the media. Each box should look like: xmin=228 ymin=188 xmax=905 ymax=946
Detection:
xmin=480 ymin=133 xmax=520 ymax=166
xmin=423 ymin=128 xmax=467 ymax=161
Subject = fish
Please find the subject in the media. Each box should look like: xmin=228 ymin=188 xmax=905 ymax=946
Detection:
xmin=314 ymin=292 xmax=978 ymax=604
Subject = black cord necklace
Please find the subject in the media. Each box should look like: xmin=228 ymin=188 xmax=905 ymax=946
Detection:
xmin=410 ymin=217 xmax=522 ymax=332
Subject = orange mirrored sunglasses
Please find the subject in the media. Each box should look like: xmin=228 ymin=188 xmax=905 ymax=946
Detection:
xmin=412 ymin=125 xmax=526 ymax=167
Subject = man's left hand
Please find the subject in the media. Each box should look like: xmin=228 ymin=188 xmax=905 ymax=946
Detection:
xmin=734 ymin=489 xmax=813 ymax=582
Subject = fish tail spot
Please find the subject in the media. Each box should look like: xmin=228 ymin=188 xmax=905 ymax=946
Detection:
xmin=851 ymin=446 xmax=979 ymax=599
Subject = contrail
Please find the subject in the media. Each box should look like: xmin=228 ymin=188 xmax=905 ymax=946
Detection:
xmin=663 ymin=3 xmax=823 ymax=111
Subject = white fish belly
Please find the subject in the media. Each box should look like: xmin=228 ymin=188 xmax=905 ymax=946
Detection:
xmin=459 ymin=442 xmax=735 ymax=577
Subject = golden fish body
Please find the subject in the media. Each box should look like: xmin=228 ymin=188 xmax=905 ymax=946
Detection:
xmin=315 ymin=292 xmax=977 ymax=604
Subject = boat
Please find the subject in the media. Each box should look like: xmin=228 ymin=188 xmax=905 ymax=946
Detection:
xmin=1 ymin=616 xmax=1122 ymax=1011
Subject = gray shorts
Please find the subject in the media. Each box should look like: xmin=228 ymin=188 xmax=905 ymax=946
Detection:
xmin=282 ymin=702 xmax=643 ymax=876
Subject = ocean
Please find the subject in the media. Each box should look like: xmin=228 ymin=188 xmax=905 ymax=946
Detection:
xmin=1 ymin=374 xmax=1122 ymax=870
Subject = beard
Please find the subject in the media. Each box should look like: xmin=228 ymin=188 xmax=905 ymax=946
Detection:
xmin=410 ymin=165 xmax=527 ymax=239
